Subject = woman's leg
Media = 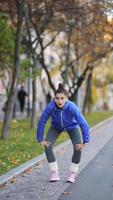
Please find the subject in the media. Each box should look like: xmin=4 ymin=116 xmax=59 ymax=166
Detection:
xmin=45 ymin=127 xmax=60 ymax=181
xmin=67 ymin=127 xmax=82 ymax=164
xmin=67 ymin=127 xmax=82 ymax=182
xmin=45 ymin=127 xmax=60 ymax=162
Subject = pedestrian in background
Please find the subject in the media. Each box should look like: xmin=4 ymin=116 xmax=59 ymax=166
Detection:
xmin=17 ymin=86 xmax=27 ymax=114
xmin=36 ymin=83 xmax=90 ymax=183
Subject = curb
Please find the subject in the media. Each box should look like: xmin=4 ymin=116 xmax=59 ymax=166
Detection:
xmin=0 ymin=116 xmax=113 ymax=186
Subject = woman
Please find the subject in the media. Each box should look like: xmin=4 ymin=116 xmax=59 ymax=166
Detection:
xmin=36 ymin=83 xmax=90 ymax=183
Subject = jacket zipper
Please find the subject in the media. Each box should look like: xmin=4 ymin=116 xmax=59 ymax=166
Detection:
xmin=60 ymin=110 xmax=64 ymax=128
xmin=60 ymin=110 xmax=67 ymax=132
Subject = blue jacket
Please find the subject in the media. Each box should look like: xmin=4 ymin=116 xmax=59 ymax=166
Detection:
xmin=36 ymin=100 xmax=90 ymax=143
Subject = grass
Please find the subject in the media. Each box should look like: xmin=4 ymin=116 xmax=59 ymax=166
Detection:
xmin=0 ymin=111 xmax=113 ymax=175
xmin=85 ymin=110 xmax=113 ymax=127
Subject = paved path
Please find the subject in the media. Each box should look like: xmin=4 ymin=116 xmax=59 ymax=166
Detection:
xmin=59 ymin=133 xmax=113 ymax=200
xmin=0 ymin=117 xmax=113 ymax=200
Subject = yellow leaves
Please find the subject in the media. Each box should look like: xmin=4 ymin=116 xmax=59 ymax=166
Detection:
xmin=24 ymin=168 xmax=32 ymax=174
xmin=12 ymin=119 xmax=17 ymax=123
xmin=91 ymin=86 xmax=97 ymax=104
xmin=105 ymin=23 xmax=113 ymax=32
xmin=10 ymin=155 xmax=20 ymax=166
xmin=107 ymin=16 xmax=113 ymax=24
xmin=94 ymin=47 xmax=101 ymax=54
xmin=0 ymin=120 xmax=38 ymax=176
xmin=0 ymin=160 xmax=6 ymax=166
xmin=0 ymin=177 xmax=17 ymax=190
xmin=11 ymin=159 xmax=18 ymax=165
xmin=71 ymin=33 xmax=80 ymax=44
xmin=50 ymin=67 xmax=60 ymax=77
xmin=58 ymin=40 xmax=65 ymax=48
xmin=82 ymin=53 xmax=91 ymax=62
xmin=0 ymin=160 xmax=3 ymax=165
xmin=0 ymin=183 xmax=6 ymax=189
xmin=10 ymin=177 xmax=16 ymax=184
xmin=104 ymin=22 xmax=113 ymax=43
xmin=27 ymin=154 xmax=31 ymax=158
xmin=20 ymin=168 xmax=33 ymax=177
xmin=104 ymin=34 xmax=112 ymax=42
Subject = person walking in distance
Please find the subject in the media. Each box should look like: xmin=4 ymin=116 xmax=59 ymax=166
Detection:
xmin=36 ymin=83 xmax=90 ymax=183
xmin=17 ymin=86 xmax=27 ymax=114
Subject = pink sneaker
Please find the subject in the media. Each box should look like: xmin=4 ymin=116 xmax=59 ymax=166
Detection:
xmin=49 ymin=171 xmax=60 ymax=182
xmin=67 ymin=172 xmax=76 ymax=183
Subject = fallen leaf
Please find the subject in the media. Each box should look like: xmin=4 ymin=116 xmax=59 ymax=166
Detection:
xmin=6 ymin=195 xmax=10 ymax=198
xmin=0 ymin=160 xmax=3 ymax=165
xmin=20 ymin=174 xmax=26 ymax=177
xmin=24 ymin=168 xmax=32 ymax=174
xmin=0 ymin=161 xmax=6 ymax=165
xmin=62 ymin=191 xmax=72 ymax=195
xmin=11 ymin=160 xmax=18 ymax=165
xmin=41 ymin=188 xmax=47 ymax=191
xmin=10 ymin=177 xmax=16 ymax=184
xmin=0 ymin=183 xmax=6 ymax=189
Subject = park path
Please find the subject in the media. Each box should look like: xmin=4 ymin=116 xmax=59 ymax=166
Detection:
xmin=0 ymin=117 xmax=113 ymax=200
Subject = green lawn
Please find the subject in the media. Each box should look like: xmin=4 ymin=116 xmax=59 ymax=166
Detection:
xmin=0 ymin=111 xmax=113 ymax=175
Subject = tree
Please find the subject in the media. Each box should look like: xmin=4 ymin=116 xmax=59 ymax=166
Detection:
xmin=1 ymin=0 xmax=113 ymax=138
xmin=1 ymin=0 xmax=25 ymax=139
xmin=0 ymin=11 xmax=15 ymax=95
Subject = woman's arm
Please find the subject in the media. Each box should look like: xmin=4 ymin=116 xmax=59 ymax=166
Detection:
xmin=72 ymin=103 xmax=90 ymax=144
xmin=36 ymin=103 xmax=52 ymax=142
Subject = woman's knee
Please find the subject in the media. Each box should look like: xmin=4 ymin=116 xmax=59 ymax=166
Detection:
xmin=72 ymin=149 xmax=81 ymax=163
xmin=45 ymin=143 xmax=53 ymax=153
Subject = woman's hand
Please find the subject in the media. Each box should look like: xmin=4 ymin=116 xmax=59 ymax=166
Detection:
xmin=40 ymin=140 xmax=51 ymax=148
xmin=75 ymin=143 xmax=86 ymax=151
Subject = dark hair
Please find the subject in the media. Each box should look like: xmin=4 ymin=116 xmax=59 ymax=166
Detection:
xmin=55 ymin=83 xmax=69 ymax=97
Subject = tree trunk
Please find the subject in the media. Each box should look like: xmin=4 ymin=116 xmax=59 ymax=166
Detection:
xmin=64 ymin=18 xmax=73 ymax=84
xmin=69 ymin=64 xmax=90 ymax=102
xmin=31 ymin=57 xmax=37 ymax=129
xmin=82 ymin=68 xmax=93 ymax=115
xmin=1 ymin=0 xmax=24 ymax=139
xmin=27 ymin=70 xmax=31 ymax=118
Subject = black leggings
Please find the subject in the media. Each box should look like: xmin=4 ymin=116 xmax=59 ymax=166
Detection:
xmin=45 ymin=127 xmax=82 ymax=164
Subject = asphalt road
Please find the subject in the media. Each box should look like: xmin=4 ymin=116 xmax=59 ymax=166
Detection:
xmin=59 ymin=135 xmax=113 ymax=200
xmin=1 ymin=117 xmax=113 ymax=200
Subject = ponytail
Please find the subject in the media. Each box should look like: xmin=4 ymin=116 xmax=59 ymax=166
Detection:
xmin=55 ymin=83 xmax=69 ymax=97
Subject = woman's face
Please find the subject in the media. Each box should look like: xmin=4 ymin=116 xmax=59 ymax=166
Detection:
xmin=55 ymin=93 xmax=68 ymax=108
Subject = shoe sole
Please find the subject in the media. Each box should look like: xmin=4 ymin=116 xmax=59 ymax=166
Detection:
xmin=67 ymin=179 xmax=75 ymax=183
xmin=49 ymin=179 xmax=60 ymax=182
